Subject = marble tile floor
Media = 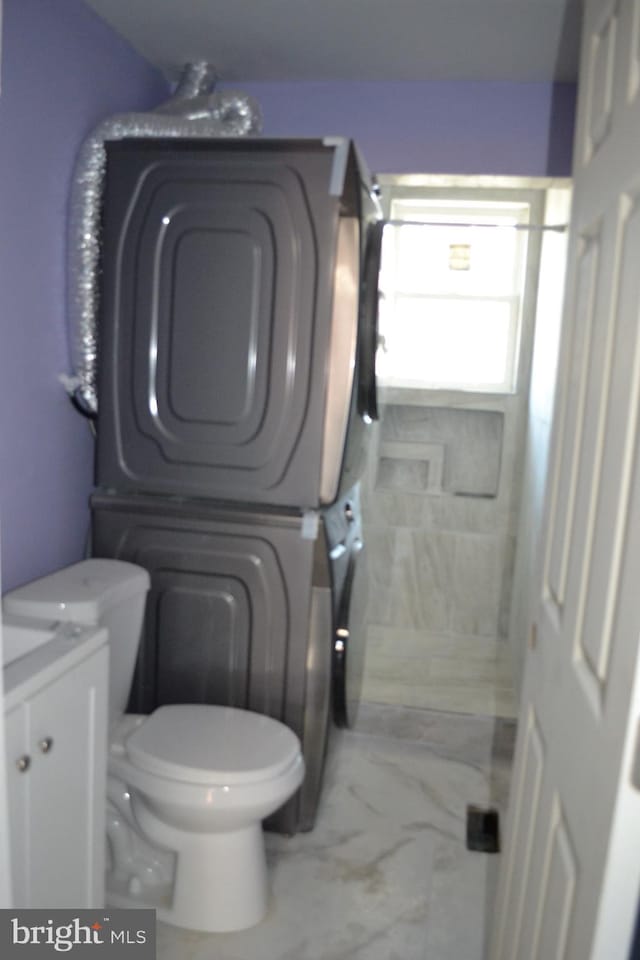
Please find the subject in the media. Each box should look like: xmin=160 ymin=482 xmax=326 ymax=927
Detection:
xmin=157 ymin=706 xmax=516 ymax=960
xmin=362 ymin=627 xmax=519 ymax=719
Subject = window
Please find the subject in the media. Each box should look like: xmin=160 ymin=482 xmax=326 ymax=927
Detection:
xmin=377 ymin=197 xmax=531 ymax=393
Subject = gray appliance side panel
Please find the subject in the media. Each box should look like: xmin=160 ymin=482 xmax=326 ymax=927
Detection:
xmin=318 ymin=213 xmax=360 ymax=504
xmin=324 ymin=483 xmax=368 ymax=729
xmin=295 ymin=546 xmax=333 ymax=832
xmin=97 ymin=141 xmax=342 ymax=507
xmin=331 ymin=160 xmax=383 ymax=500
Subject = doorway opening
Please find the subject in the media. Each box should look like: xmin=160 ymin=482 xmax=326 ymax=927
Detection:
xmin=361 ymin=174 xmax=572 ymax=718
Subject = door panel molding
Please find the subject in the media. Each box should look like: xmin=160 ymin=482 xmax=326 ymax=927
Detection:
xmin=546 ymin=228 xmax=601 ymax=610
xmin=532 ymin=797 xmax=577 ymax=960
xmin=494 ymin=708 xmax=545 ymax=960
xmin=583 ymin=0 xmax=619 ymax=164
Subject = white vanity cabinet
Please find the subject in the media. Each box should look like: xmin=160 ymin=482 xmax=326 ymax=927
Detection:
xmin=3 ymin=619 xmax=108 ymax=907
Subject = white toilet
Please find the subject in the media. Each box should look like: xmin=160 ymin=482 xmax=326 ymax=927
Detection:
xmin=3 ymin=558 xmax=305 ymax=932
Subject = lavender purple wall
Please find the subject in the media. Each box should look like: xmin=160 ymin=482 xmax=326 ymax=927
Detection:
xmin=0 ymin=0 xmax=169 ymax=591
xmin=0 ymin=7 xmax=575 ymax=592
xmin=239 ymin=81 xmax=576 ymax=176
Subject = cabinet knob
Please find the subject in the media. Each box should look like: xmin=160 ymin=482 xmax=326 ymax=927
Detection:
xmin=38 ymin=737 xmax=54 ymax=755
xmin=16 ymin=755 xmax=31 ymax=773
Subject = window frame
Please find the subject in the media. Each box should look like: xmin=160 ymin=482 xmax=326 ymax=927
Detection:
xmin=376 ymin=180 xmax=546 ymax=399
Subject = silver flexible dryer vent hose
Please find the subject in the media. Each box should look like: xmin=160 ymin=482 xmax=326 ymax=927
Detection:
xmin=66 ymin=62 xmax=262 ymax=415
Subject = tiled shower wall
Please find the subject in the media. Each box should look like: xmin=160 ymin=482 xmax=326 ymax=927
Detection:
xmin=361 ymin=395 xmax=522 ymax=717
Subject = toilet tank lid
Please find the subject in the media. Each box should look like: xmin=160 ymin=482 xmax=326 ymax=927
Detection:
xmin=2 ymin=559 xmax=150 ymax=624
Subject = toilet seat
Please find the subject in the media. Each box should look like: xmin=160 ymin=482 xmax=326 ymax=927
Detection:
xmin=126 ymin=704 xmax=301 ymax=785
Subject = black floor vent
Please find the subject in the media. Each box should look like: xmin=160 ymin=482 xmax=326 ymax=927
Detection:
xmin=466 ymin=805 xmax=500 ymax=853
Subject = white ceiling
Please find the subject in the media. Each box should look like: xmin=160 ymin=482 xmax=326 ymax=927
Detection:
xmin=84 ymin=0 xmax=583 ymax=84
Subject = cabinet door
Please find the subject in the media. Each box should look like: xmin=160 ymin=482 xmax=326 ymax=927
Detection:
xmin=26 ymin=646 xmax=108 ymax=907
xmin=5 ymin=704 xmax=29 ymax=905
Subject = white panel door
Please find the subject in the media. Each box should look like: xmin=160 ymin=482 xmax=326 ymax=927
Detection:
xmin=490 ymin=0 xmax=640 ymax=957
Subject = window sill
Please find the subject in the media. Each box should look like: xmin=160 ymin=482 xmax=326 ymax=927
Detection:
xmin=379 ymin=384 xmax=518 ymax=412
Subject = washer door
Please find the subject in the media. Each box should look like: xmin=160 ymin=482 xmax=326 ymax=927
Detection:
xmin=332 ymin=536 xmax=368 ymax=728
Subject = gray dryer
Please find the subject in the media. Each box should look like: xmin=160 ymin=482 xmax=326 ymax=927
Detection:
xmin=96 ymin=138 xmax=381 ymax=508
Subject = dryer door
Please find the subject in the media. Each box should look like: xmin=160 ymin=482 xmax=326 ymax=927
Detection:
xmin=332 ymin=532 xmax=368 ymax=729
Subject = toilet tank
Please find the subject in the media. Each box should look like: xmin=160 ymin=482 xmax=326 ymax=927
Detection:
xmin=3 ymin=559 xmax=150 ymax=723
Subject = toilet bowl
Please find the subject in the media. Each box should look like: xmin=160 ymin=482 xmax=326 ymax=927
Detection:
xmin=3 ymin=559 xmax=305 ymax=932
xmin=109 ymin=705 xmax=304 ymax=931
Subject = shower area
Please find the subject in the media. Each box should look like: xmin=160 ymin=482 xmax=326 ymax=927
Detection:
xmin=360 ymin=176 xmax=571 ymax=719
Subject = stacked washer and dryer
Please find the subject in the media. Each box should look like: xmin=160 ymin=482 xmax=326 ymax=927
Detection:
xmin=90 ymin=137 xmax=383 ymax=834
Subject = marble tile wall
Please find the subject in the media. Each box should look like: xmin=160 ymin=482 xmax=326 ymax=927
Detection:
xmin=361 ymin=400 xmax=521 ymax=718
xmin=362 ymin=627 xmax=518 ymax=718
xmin=378 ymin=405 xmax=504 ymax=496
